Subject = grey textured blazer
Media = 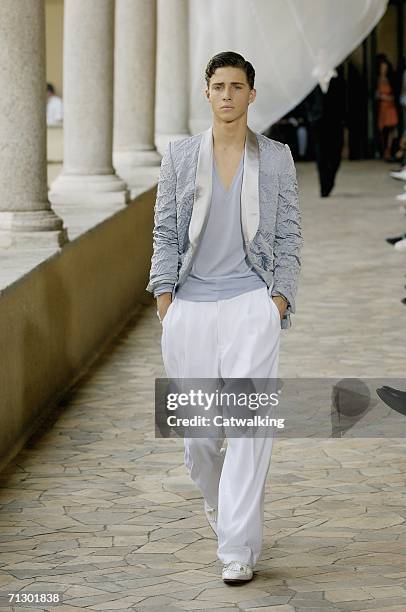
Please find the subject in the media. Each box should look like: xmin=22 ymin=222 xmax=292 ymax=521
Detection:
xmin=146 ymin=125 xmax=303 ymax=329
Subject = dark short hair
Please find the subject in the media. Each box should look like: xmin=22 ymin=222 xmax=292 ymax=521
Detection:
xmin=47 ymin=83 xmax=55 ymax=94
xmin=205 ymin=51 xmax=255 ymax=89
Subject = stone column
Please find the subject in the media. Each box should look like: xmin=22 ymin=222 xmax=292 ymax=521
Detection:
xmin=155 ymin=0 xmax=190 ymax=154
xmin=0 ymin=0 xmax=67 ymax=249
xmin=113 ymin=0 xmax=161 ymax=188
xmin=49 ymin=0 xmax=129 ymax=206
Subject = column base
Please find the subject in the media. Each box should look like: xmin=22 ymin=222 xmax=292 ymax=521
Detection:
xmin=0 ymin=209 xmax=68 ymax=249
xmin=113 ymin=149 xmax=162 ymax=190
xmin=113 ymin=148 xmax=162 ymax=169
xmin=49 ymin=173 xmax=130 ymax=206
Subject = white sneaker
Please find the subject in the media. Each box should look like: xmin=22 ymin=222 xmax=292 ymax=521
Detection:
xmin=394 ymin=237 xmax=406 ymax=252
xmin=390 ymin=169 xmax=406 ymax=180
xmin=222 ymin=560 xmax=253 ymax=584
xmin=204 ymin=500 xmax=218 ymax=535
xmin=396 ymin=192 xmax=406 ymax=201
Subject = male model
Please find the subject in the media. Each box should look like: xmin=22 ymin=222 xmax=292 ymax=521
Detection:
xmin=147 ymin=51 xmax=302 ymax=584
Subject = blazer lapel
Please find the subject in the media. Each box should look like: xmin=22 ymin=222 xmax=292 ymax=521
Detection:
xmin=188 ymin=125 xmax=260 ymax=250
xmin=188 ymin=126 xmax=213 ymax=250
xmin=241 ymin=127 xmax=260 ymax=244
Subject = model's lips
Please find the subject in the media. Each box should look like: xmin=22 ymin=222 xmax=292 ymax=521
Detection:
xmin=221 ymin=106 xmax=234 ymax=109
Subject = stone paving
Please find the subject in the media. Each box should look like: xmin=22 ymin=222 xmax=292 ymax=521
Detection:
xmin=0 ymin=160 xmax=406 ymax=611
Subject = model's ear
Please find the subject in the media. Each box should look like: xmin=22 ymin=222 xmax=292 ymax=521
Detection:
xmin=249 ymin=88 xmax=257 ymax=104
xmin=205 ymin=88 xmax=210 ymax=100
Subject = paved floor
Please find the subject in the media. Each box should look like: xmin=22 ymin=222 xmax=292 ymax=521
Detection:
xmin=1 ymin=161 xmax=406 ymax=611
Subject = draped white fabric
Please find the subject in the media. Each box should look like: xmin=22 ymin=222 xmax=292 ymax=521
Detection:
xmin=188 ymin=0 xmax=388 ymax=134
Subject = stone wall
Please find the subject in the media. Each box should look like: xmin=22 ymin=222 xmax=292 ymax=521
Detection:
xmin=0 ymin=189 xmax=155 ymax=471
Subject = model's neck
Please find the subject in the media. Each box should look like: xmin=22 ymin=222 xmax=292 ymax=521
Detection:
xmin=212 ymin=116 xmax=248 ymax=151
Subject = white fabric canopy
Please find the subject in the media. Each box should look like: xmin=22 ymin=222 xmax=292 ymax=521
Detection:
xmin=188 ymin=0 xmax=388 ymax=134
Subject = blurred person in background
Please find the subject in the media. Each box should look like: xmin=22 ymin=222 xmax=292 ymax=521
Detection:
xmin=376 ymin=54 xmax=398 ymax=161
xmin=399 ymin=57 xmax=406 ymax=135
xmin=389 ymin=58 xmax=406 ymax=181
xmin=265 ymin=105 xmax=308 ymax=161
xmin=303 ymin=65 xmax=346 ymax=198
xmin=46 ymin=83 xmax=63 ymax=126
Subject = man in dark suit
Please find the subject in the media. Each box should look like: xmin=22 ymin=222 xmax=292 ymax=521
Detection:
xmin=303 ymin=66 xmax=346 ymax=197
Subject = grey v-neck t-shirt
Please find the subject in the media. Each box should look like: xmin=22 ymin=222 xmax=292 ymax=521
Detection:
xmin=176 ymin=153 xmax=266 ymax=301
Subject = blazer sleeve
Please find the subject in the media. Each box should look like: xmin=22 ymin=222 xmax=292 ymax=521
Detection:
xmin=146 ymin=142 xmax=179 ymax=296
xmin=271 ymin=143 xmax=303 ymax=317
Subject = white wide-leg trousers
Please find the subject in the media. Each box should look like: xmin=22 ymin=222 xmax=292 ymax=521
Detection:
xmin=161 ymin=285 xmax=281 ymax=567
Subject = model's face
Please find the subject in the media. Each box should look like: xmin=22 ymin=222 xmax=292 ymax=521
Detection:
xmin=380 ymin=62 xmax=388 ymax=77
xmin=206 ymin=66 xmax=256 ymax=123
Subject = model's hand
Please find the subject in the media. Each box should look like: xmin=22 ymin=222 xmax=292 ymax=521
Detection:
xmin=272 ymin=296 xmax=288 ymax=319
xmin=157 ymin=293 xmax=172 ymax=322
